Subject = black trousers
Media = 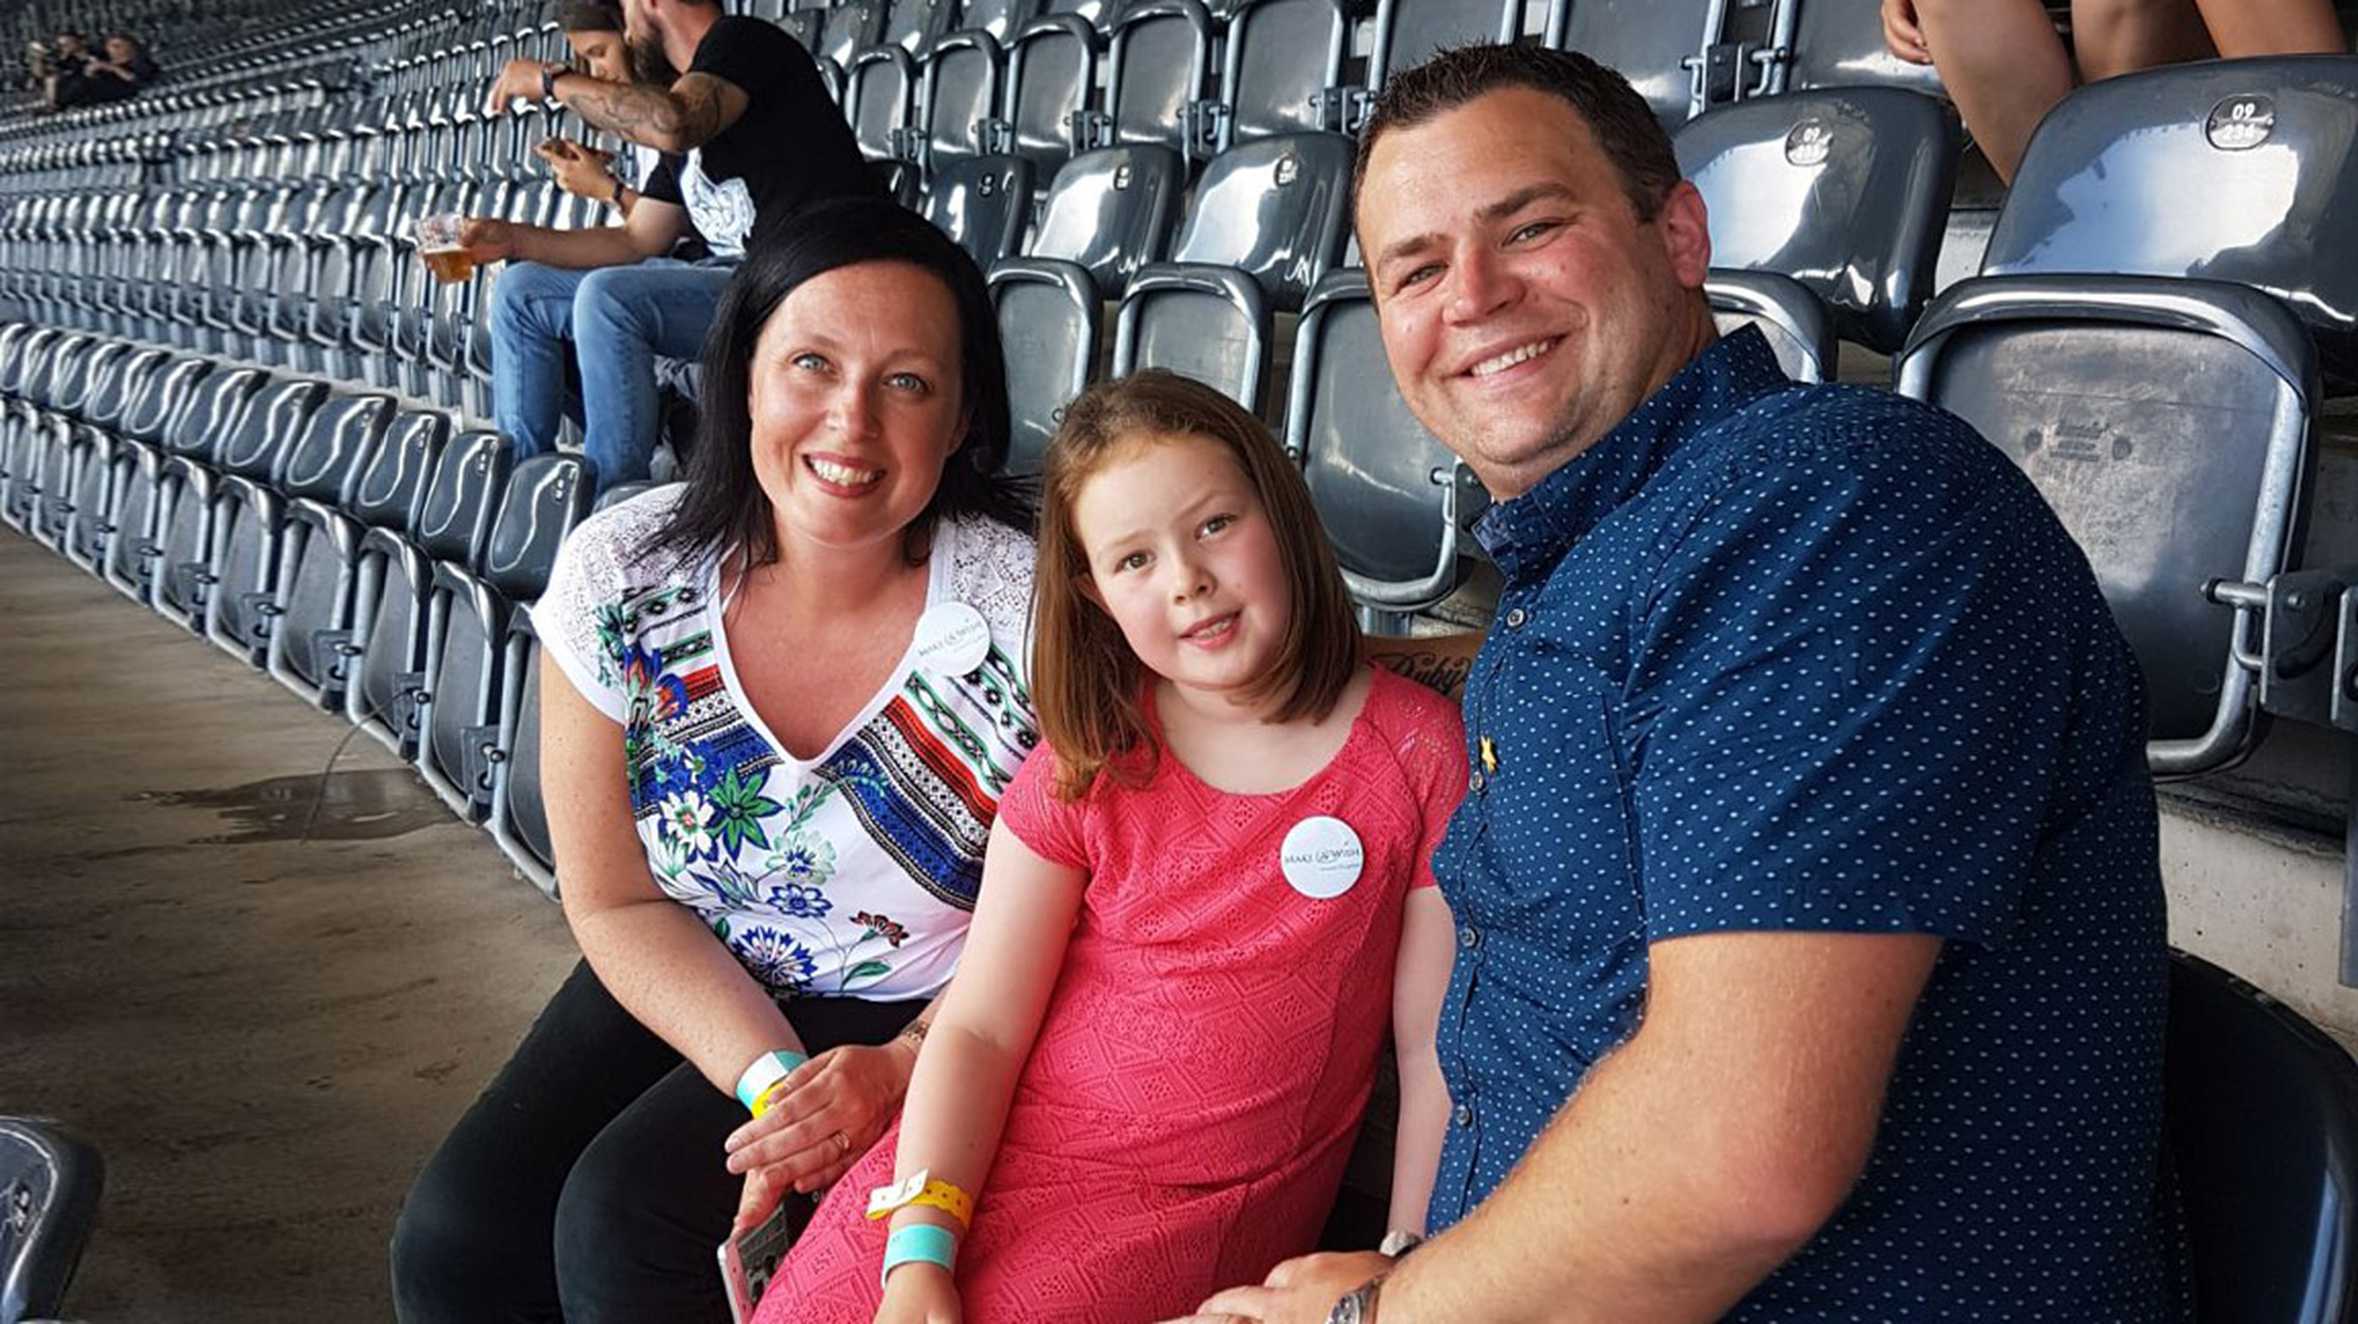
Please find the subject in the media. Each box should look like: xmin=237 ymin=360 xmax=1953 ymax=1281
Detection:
xmin=390 ymin=959 xmax=924 ymax=1323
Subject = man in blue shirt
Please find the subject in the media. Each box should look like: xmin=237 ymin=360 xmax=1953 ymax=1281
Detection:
xmin=1181 ymin=44 xmax=2187 ymax=1324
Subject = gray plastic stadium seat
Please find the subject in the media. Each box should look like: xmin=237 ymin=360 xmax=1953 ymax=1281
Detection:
xmin=1285 ymin=268 xmax=1486 ymax=619
xmin=591 ymin=479 xmax=666 ymax=514
xmin=917 ymin=30 xmax=1005 ymax=167
xmin=490 ymin=610 xmax=559 ymax=898
xmin=1558 ymin=0 xmax=1713 ymax=128
xmin=818 ymin=0 xmax=890 ymax=73
xmin=0 ymin=1117 xmax=102 ymax=1324
xmin=1896 ymin=275 xmax=2317 ymax=778
xmin=1097 ymin=0 xmax=1215 ymax=157
xmin=1366 ymin=0 xmax=1536 ymax=93
xmin=2167 ymin=950 xmax=2358 ymax=1324
xmin=102 ymin=357 xmax=223 ymax=604
xmin=1675 ymin=86 xmax=1958 ymax=357
xmin=166 ymin=377 xmax=326 ymax=635
xmin=147 ymin=368 xmax=276 ymax=625
xmin=1787 ymin=0 xmax=1946 ymax=97
xmin=416 ymin=453 xmax=590 ymax=822
xmin=1703 ymin=272 xmax=1836 ymax=384
xmin=349 ymin=430 xmax=508 ymax=760
xmin=843 ymin=44 xmax=917 ymax=163
xmin=1026 ymin=144 xmax=1185 ymax=294
xmin=926 ymin=155 xmax=1035 ymax=267
xmin=269 ymin=409 xmax=450 ymax=711
xmin=1114 ymin=132 xmax=1354 ymax=411
xmin=990 ymin=16 xmax=1098 ymax=169
xmin=960 ymin=0 xmax=1043 ymax=41
xmin=1980 ymin=56 xmax=2358 ymax=386
xmin=884 ymin=0 xmax=962 ymax=53
xmin=990 ymin=260 xmax=1099 ymax=474
xmin=1200 ymin=0 xmax=1352 ymax=152
xmin=209 ymin=391 xmax=395 ymax=667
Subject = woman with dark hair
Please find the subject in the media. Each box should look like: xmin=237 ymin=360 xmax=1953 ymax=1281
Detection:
xmin=390 ymin=197 xmax=1038 ymax=1324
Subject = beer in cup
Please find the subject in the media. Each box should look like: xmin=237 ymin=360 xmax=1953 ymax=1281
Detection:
xmin=417 ymin=213 xmax=474 ymax=285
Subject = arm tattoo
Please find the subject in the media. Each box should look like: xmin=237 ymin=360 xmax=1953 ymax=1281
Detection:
xmin=1373 ymin=650 xmax=1474 ymax=701
xmin=560 ymin=72 xmax=726 ymax=150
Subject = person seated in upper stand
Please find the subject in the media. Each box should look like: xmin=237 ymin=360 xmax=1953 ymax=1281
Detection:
xmin=1176 ymin=43 xmax=2188 ymax=1324
xmin=453 ymin=0 xmax=873 ymax=494
xmin=38 ymin=31 xmax=91 ymax=110
xmin=534 ymin=0 xmax=702 ymax=249
xmin=63 ymin=33 xmax=159 ymax=106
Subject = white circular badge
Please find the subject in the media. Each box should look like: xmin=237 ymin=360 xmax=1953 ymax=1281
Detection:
xmin=913 ymin=601 xmax=992 ymax=676
xmin=1281 ymin=815 xmax=1364 ymax=899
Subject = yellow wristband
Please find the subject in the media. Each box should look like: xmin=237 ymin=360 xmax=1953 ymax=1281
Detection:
xmin=865 ymin=1170 xmax=975 ymax=1229
xmin=748 ymin=1079 xmax=792 ymax=1119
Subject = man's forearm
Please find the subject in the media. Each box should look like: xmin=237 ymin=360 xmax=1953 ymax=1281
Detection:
xmin=557 ymin=73 xmax=717 ymax=152
xmin=507 ymin=221 xmax=647 ymax=270
xmin=1378 ymin=1037 xmax=1822 ymax=1324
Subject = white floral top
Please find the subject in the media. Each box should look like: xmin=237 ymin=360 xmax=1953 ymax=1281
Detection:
xmin=537 ymin=488 xmax=1041 ymax=1001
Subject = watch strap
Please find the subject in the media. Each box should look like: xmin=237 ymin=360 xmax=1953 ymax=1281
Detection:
xmin=540 ymin=64 xmax=561 ymax=101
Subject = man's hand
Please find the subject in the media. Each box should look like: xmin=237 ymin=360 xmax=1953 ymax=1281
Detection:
xmin=486 ymin=57 xmax=561 ymax=114
xmin=534 ymin=137 xmax=620 ymax=202
xmin=1160 ymin=1251 xmax=1392 ymax=1324
xmin=455 ymin=216 xmax=516 ymax=263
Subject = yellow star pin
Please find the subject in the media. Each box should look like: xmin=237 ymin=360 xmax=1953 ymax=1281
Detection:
xmin=1479 ymin=736 xmax=1498 ymax=775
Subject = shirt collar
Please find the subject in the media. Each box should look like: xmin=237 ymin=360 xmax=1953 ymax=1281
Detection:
xmin=1473 ymin=325 xmax=1788 ymax=582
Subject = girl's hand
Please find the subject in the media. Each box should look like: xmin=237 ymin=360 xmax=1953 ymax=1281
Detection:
xmin=724 ymin=1040 xmax=921 ymax=1193
xmin=875 ymin=1264 xmax=962 ymax=1324
xmin=534 ymin=137 xmax=621 ymax=201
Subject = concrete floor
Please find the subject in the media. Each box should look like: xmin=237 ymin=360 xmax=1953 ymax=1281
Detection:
xmin=0 ymin=529 xmax=578 ymax=1321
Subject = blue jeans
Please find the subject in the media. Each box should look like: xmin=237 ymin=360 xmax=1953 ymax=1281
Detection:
xmin=487 ymin=258 xmax=734 ymax=490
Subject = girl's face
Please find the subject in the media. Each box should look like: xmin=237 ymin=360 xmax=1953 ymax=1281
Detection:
xmin=103 ymin=36 xmax=133 ymax=63
xmin=1072 ymin=432 xmax=1293 ymax=713
xmin=746 ymin=261 xmax=967 ymax=559
xmin=565 ymin=30 xmax=627 ymax=82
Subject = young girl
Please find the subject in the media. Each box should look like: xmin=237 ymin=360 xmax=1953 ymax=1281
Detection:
xmin=740 ymin=371 xmax=1465 ymax=1322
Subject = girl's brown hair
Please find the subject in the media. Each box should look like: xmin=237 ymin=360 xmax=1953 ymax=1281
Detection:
xmin=1032 ymin=371 xmax=1361 ymax=800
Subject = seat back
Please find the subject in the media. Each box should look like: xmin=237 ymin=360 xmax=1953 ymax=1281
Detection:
xmin=1167 ymin=132 xmax=1353 ymax=311
xmin=1003 ymin=16 xmax=1097 ymax=168
xmin=31 ymin=335 xmax=94 ymax=410
xmin=989 ymin=259 xmax=1098 ymax=473
xmin=414 ymin=428 xmax=509 ymax=567
xmin=220 ymin=378 xmax=328 ymax=484
xmin=884 ymin=0 xmax=960 ymax=52
xmin=500 ymin=616 xmax=557 ymax=882
xmin=1368 ymin=0 xmax=1525 ymax=88
xmin=1983 ymin=56 xmax=2358 ymax=382
xmin=87 ymin=347 xmax=167 ymax=433
xmin=1286 ymin=268 xmax=1481 ymax=610
xmin=1788 ymin=0 xmax=1945 ymax=96
xmin=927 ymin=155 xmax=1036 ymax=267
xmin=1030 ymin=144 xmax=1185 ymax=292
xmin=1559 ymin=0 xmax=1709 ymax=129
xmin=352 ymin=410 xmax=452 ymax=533
xmin=844 ymin=45 xmax=917 ymax=162
xmin=818 ymin=0 xmax=889 ymax=69
xmin=1895 ymin=275 xmax=2317 ymax=777
xmin=280 ymin=392 xmax=397 ymax=506
xmin=0 ymin=1118 xmax=103 ymax=1324
xmin=1675 ymin=86 xmax=1957 ymax=353
xmin=163 ymin=366 xmax=268 ymax=463
xmin=1104 ymin=0 xmax=1214 ymax=152
xmin=54 ymin=339 xmax=127 ymax=417
xmin=960 ymin=0 xmax=1041 ymax=41
xmin=1219 ymin=0 xmax=1350 ymax=147
xmin=481 ymin=452 xmax=590 ymax=601
xmin=2167 ymin=950 xmax=2358 ymax=1324
xmin=592 ymin=479 xmax=668 ymax=513
xmin=921 ymin=31 xmax=1005 ymax=164
xmin=122 ymin=356 xmax=214 ymax=449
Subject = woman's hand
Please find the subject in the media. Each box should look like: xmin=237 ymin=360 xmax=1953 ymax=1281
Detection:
xmin=1882 ymin=0 xmax=1933 ymax=63
xmin=535 ymin=137 xmax=620 ymax=202
xmin=875 ymin=1264 xmax=962 ymax=1324
xmin=725 ymin=1040 xmax=920 ymax=1211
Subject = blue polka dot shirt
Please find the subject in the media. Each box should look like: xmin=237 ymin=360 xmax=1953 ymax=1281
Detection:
xmin=1426 ymin=327 xmax=2191 ymax=1321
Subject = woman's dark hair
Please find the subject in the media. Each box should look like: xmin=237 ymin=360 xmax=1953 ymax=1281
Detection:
xmin=556 ymin=1 xmax=625 ymax=34
xmin=654 ymin=196 xmax=1027 ymax=570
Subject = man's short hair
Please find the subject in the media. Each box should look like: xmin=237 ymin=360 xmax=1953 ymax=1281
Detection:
xmin=558 ymin=1 xmax=625 ymax=33
xmin=1352 ymin=43 xmax=1684 ymax=224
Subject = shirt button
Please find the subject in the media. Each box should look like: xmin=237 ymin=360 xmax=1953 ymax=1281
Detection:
xmin=1459 ymin=925 xmax=1481 ymax=950
xmin=1453 ymin=1102 xmax=1475 ymax=1128
xmin=1469 ymin=769 xmax=1486 ymax=794
xmin=1504 ymin=606 xmax=1527 ymax=629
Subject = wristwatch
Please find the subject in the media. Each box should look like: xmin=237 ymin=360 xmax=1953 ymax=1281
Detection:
xmin=1326 ymin=1276 xmax=1385 ymax=1324
xmin=540 ymin=63 xmax=563 ymax=101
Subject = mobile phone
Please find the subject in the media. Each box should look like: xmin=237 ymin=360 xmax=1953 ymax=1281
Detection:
xmin=718 ymin=1192 xmax=816 ymax=1323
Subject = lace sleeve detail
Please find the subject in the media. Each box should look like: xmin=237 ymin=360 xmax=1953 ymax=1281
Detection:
xmin=946 ymin=513 xmax=1040 ymax=671
xmin=535 ymin=487 xmax=694 ymax=724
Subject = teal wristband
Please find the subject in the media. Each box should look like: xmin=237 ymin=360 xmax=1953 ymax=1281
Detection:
xmin=881 ymin=1223 xmax=958 ymax=1289
xmin=734 ymin=1049 xmax=809 ymax=1114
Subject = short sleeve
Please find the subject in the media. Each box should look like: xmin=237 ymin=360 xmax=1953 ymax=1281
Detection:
xmin=995 ymin=743 xmax=1089 ymax=870
xmin=690 ymin=16 xmax=793 ymax=94
xmin=534 ymin=491 xmax=693 ymax=725
xmin=1629 ymin=438 xmax=2086 ymax=949
xmin=639 ymin=154 xmax=682 ymax=206
xmin=1380 ymin=673 xmax=1467 ymax=892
